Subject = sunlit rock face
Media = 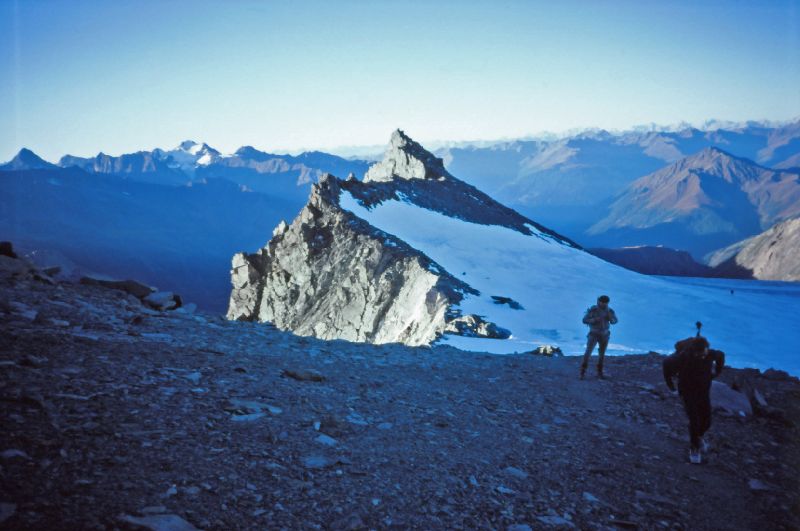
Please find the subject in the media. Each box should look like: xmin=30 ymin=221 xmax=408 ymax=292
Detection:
xmin=227 ymin=173 xmax=475 ymax=346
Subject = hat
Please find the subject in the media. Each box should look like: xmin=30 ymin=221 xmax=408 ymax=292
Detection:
xmin=597 ymin=295 xmax=610 ymax=303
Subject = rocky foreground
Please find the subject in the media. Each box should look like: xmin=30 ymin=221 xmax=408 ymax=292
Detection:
xmin=1 ymin=255 xmax=800 ymax=530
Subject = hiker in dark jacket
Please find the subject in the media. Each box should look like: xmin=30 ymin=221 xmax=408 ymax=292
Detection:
xmin=580 ymin=295 xmax=618 ymax=379
xmin=663 ymin=332 xmax=725 ymax=464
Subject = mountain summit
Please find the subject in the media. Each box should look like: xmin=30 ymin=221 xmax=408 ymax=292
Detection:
xmin=0 ymin=148 xmax=56 ymax=171
xmin=588 ymin=148 xmax=800 ymax=256
xmin=364 ymin=129 xmax=452 ymax=182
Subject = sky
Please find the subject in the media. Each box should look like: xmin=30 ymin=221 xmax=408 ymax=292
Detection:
xmin=1 ymin=0 xmax=799 ymax=161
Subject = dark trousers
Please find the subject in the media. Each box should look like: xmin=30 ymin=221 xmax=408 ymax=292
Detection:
xmin=681 ymin=391 xmax=712 ymax=449
xmin=581 ymin=332 xmax=609 ymax=370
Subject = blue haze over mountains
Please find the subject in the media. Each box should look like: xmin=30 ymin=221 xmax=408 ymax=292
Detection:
xmin=1 ymin=120 xmax=799 ymax=312
xmin=439 ymin=120 xmax=800 ymax=254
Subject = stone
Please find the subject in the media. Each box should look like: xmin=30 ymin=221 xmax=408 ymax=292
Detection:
xmin=503 ymin=466 xmax=529 ymax=479
xmin=491 ymin=295 xmax=524 ymax=310
xmin=444 ymin=313 xmax=510 ymax=339
xmin=748 ymin=479 xmax=771 ymax=491
xmin=79 ymin=277 xmax=155 ymax=299
xmin=117 ymin=513 xmax=199 ymax=531
xmin=530 ymin=345 xmax=563 ymax=357
xmin=711 ymin=380 xmax=753 ymax=416
xmin=0 ymin=241 xmax=18 ymax=259
xmin=1 ymin=449 xmax=31 ymax=460
xmin=302 ymin=455 xmax=332 ymax=469
xmin=144 ymin=291 xmax=182 ymax=311
xmin=315 ymin=434 xmax=338 ymax=447
xmin=582 ymin=492 xmax=600 ymax=503
xmin=282 ymin=369 xmax=325 ymax=382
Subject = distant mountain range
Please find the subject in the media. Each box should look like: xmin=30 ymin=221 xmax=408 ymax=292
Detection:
xmin=438 ymin=119 xmax=800 ymax=247
xmin=587 ymin=147 xmax=800 ymax=257
xmin=2 ymin=119 xmax=799 ymax=312
xmin=0 ymin=143 xmax=370 ymax=311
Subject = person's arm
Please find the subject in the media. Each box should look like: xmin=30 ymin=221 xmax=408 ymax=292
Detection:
xmin=663 ymin=354 xmax=679 ymax=391
xmin=609 ymin=308 xmax=618 ymax=325
xmin=710 ymin=349 xmax=725 ymax=378
xmin=582 ymin=307 xmax=595 ymax=325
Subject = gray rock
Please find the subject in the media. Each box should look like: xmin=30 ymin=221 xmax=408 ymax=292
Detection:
xmin=530 ymin=345 xmax=563 ymax=356
xmin=282 ymin=369 xmax=325 ymax=382
xmin=748 ymin=479 xmax=772 ymax=491
xmin=315 ymin=434 xmax=338 ymax=447
xmin=582 ymin=492 xmax=600 ymax=503
xmin=79 ymin=277 xmax=155 ymax=299
xmin=504 ymin=466 xmax=529 ymax=479
xmin=711 ymin=380 xmax=753 ymax=416
xmin=144 ymin=291 xmax=181 ymax=311
xmin=118 ymin=513 xmax=199 ymax=531
xmin=302 ymin=455 xmax=332 ymax=469
xmin=1 ymin=449 xmax=31 ymax=460
xmin=445 ymin=314 xmax=511 ymax=339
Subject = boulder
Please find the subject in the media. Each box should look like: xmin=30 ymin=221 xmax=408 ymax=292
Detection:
xmin=0 ymin=241 xmax=18 ymax=259
xmin=80 ymin=277 xmax=156 ymax=299
xmin=143 ymin=291 xmax=182 ymax=311
xmin=530 ymin=345 xmax=563 ymax=357
xmin=711 ymin=380 xmax=753 ymax=416
xmin=444 ymin=314 xmax=511 ymax=339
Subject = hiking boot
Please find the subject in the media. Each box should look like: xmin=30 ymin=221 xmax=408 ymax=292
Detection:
xmin=699 ymin=437 xmax=710 ymax=453
xmin=689 ymin=448 xmax=702 ymax=464
xmin=597 ymin=367 xmax=605 ymax=379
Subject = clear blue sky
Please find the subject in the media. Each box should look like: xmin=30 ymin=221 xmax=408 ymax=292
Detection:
xmin=1 ymin=0 xmax=799 ymax=161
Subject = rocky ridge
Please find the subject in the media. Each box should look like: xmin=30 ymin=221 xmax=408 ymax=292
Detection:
xmin=227 ymin=131 xmax=575 ymax=346
xmin=588 ymin=246 xmax=714 ymax=277
xmin=2 ymin=248 xmax=800 ymax=530
xmin=707 ymin=217 xmax=800 ymax=281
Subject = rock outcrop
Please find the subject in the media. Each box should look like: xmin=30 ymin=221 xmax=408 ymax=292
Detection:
xmin=227 ymin=130 xmax=572 ymax=345
xmin=708 ymin=217 xmax=800 ymax=281
xmin=227 ymin=173 xmax=477 ymax=346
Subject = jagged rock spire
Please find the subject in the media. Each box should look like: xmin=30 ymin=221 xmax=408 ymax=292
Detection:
xmin=363 ymin=129 xmax=452 ymax=183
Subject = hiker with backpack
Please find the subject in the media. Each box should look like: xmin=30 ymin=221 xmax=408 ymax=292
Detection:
xmin=662 ymin=322 xmax=725 ymax=464
xmin=580 ymin=295 xmax=618 ymax=379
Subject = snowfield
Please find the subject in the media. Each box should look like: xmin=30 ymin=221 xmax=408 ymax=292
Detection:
xmin=340 ymin=191 xmax=800 ymax=375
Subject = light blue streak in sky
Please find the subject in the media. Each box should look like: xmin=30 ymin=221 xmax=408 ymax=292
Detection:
xmin=1 ymin=0 xmax=798 ymax=161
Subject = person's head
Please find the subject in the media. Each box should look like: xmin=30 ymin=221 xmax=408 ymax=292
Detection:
xmin=597 ymin=295 xmax=610 ymax=307
xmin=690 ymin=336 xmax=709 ymax=356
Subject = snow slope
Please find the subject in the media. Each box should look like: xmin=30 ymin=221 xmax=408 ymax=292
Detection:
xmin=340 ymin=192 xmax=800 ymax=375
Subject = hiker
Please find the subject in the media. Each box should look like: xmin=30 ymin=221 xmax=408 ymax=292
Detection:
xmin=580 ymin=295 xmax=618 ymax=379
xmin=662 ymin=324 xmax=725 ymax=464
